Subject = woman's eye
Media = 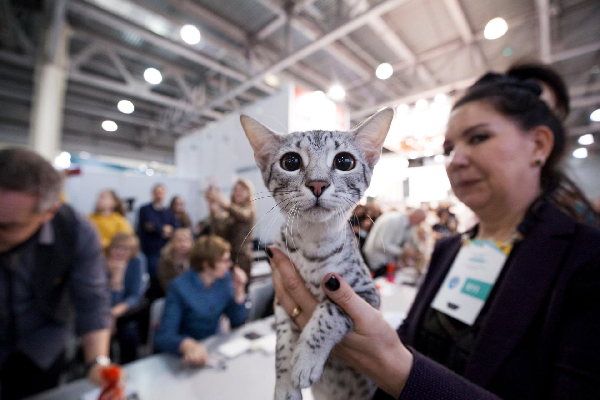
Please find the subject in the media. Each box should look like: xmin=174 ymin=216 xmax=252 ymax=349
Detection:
xmin=469 ymin=134 xmax=489 ymax=145
xmin=334 ymin=153 xmax=355 ymax=171
xmin=280 ymin=152 xmax=301 ymax=171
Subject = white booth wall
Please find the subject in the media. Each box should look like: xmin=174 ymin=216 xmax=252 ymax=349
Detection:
xmin=175 ymin=85 xmax=293 ymax=243
xmin=65 ymin=168 xmax=202 ymax=228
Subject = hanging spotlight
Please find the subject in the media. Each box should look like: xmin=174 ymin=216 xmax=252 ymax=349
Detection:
xmin=578 ymin=134 xmax=594 ymax=145
xmin=376 ymin=63 xmax=393 ymax=80
xmin=573 ymin=148 xmax=588 ymax=159
xmin=54 ymin=152 xmax=71 ymax=169
xmin=590 ymin=109 xmax=600 ymax=122
xmin=328 ymin=85 xmax=346 ymax=100
xmin=264 ymin=74 xmax=280 ymax=87
xmin=484 ymin=17 xmax=508 ymax=40
xmin=415 ymin=99 xmax=428 ymax=109
xmin=102 ymin=120 xmax=118 ymax=132
xmin=434 ymin=94 xmax=447 ymax=103
xmin=117 ymin=100 xmax=135 ymax=114
xmin=180 ymin=24 xmax=201 ymax=45
xmin=144 ymin=68 xmax=162 ymax=84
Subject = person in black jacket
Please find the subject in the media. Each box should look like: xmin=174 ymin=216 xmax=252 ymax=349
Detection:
xmin=268 ymin=71 xmax=600 ymax=399
xmin=0 ymin=148 xmax=120 ymax=399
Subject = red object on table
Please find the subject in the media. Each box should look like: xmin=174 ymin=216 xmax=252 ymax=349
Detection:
xmin=386 ymin=262 xmax=396 ymax=283
xmin=98 ymin=365 xmax=123 ymax=400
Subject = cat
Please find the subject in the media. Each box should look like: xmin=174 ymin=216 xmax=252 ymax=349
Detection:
xmin=240 ymin=108 xmax=394 ymax=400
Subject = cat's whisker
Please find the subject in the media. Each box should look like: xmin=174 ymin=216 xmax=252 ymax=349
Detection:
xmin=341 ymin=197 xmax=389 ymax=257
xmin=289 ymin=204 xmax=300 ymax=253
xmin=235 ymin=195 xmax=296 ymax=264
xmin=284 ymin=203 xmax=298 ymax=261
xmin=258 ymin=196 xmax=296 ymax=253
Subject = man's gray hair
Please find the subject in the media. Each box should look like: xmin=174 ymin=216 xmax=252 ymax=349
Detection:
xmin=0 ymin=147 xmax=63 ymax=212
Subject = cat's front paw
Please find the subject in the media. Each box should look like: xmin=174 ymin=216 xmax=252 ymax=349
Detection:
xmin=291 ymin=347 xmax=325 ymax=388
xmin=274 ymin=383 xmax=302 ymax=400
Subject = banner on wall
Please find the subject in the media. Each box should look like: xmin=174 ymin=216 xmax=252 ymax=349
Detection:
xmin=289 ymin=87 xmax=349 ymax=132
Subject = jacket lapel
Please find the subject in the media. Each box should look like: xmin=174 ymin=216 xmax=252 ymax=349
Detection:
xmin=404 ymin=236 xmax=462 ymax=345
xmin=464 ymin=205 xmax=575 ymax=386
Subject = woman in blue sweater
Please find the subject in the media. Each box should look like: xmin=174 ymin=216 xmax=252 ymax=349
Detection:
xmin=155 ymin=235 xmax=248 ymax=366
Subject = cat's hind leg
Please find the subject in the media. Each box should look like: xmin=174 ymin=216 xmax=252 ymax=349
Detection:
xmin=274 ymin=305 xmax=302 ymax=400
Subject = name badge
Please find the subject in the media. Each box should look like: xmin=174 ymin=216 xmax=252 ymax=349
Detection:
xmin=431 ymin=240 xmax=507 ymax=326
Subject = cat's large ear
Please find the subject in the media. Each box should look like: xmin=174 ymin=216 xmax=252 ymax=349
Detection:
xmin=353 ymin=107 xmax=394 ymax=169
xmin=240 ymin=115 xmax=282 ymax=170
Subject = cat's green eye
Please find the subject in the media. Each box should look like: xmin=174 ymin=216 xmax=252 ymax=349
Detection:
xmin=334 ymin=153 xmax=355 ymax=171
xmin=281 ymin=152 xmax=302 ymax=171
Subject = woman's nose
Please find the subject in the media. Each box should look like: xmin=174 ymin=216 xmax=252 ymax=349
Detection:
xmin=446 ymin=147 xmax=469 ymax=169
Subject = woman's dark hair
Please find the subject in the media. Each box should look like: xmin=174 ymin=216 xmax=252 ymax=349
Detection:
xmin=507 ymin=62 xmax=570 ymax=119
xmin=453 ymin=72 xmax=598 ymax=225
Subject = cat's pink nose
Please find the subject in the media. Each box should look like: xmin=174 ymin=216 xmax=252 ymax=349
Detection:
xmin=307 ymin=181 xmax=330 ymax=197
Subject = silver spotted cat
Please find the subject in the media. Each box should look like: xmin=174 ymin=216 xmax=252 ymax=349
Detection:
xmin=241 ymin=108 xmax=394 ymax=400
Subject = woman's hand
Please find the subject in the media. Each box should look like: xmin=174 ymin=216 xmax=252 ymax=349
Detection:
xmin=111 ymin=303 xmax=129 ymax=319
xmin=179 ymin=338 xmax=209 ymax=367
xmin=268 ymin=247 xmax=414 ymax=398
xmin=232 ymin=266 xmax=248 ymax=303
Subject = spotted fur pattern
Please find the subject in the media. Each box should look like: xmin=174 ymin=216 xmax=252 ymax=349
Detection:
xmin=241 ymin=108 xmax=394 ymax=400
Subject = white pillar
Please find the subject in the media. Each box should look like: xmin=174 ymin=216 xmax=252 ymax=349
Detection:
xmin=29 ymin=20 xmax=69 ymax=161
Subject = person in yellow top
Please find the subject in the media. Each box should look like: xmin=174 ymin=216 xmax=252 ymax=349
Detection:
xmin=89 ymin=190 xmax=133 ymax=248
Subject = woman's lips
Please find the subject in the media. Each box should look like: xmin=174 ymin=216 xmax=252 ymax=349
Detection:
xmin=455 ymin=179 xmax=481 ymax=188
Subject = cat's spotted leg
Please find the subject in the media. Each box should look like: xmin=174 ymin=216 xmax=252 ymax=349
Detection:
xmin=274 ymin=305 xmax=302 ymax=400
xmin=291 ymin=300 xmax=352 ymax=388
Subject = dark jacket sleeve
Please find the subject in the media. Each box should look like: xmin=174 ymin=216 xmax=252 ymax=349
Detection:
xmin=70 ymin=217 xmax=112 ymax=335
xmin=399 ymin=350 xmax=501 ymax=400
xmin=139 ymin=205 xmax=163 ymax=237
xmin=548 ymin=250 xmax=600 ymax=398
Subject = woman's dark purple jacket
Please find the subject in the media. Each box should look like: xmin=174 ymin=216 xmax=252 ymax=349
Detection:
xmin=377 ymin=204 xmax=600 ymax=399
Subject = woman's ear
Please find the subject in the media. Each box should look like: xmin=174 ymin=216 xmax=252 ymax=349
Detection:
xmin=530 ymin=125 xmax=554 ymax=166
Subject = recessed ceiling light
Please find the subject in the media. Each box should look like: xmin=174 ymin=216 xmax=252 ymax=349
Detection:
xmin=424 ymin=149 xmax=433 ymax=157
xmin=409 ymin=151 xmax=418 ymax=159
xmin=591 ymin=109 xmax=600 ymax=122
xmin=54 ymin=152 xmax=71 ymax=169
xmin=573 ymin=148 xmax=588 ymax=159
xmin=376 ymin=63 xmax=393 ymax=80
xmin=144 ymin=68 xmax=162 ymax=85
xmin=264 ymin=74 xmax=280 ymax=87
xmin=415 ymin=99 xmax=428 ymax=109
xmin=145 ymin=168 xmax=155 ymax=177
xmin=434 ymin=154 xmax=445 ymax=163
xmin=180 ymin=24 xmax=201 ymax=45
xmin=328 ymin=85 xmax=345 ymax=100
xmin=102 ymin=120 xmax=118 ymax=132
xmin=484 ymin=17 xmax=508 ymax=40
xmin=397 ymin=104 xmax=409 ymax=113
xmin=434 ymin=94 xmax=447 ymax=103
xmin=578 ymin=134 xmax=594 ymax=145
xmin=117 ymin=100 xmax=134 ymax=114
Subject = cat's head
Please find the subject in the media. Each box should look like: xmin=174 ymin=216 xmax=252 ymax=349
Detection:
xmin=240 ymin=108 xmax=394 ymax=223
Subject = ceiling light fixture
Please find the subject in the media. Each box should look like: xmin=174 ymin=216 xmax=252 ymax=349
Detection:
xmin=264 ymin=74 xmax=280 ymax=87
xmin=578 ymin=134 xmax=594 ymax=145
xmin=590 ymin=109 xmax=600 ymax=122
xmin=376 ymin=63 xmax=393 ymax=80
xmin=484 ymin=17 xmax=508 ymax=40
xmin=145 ymin=168 xmax=155 ymax=177
xmin=328 ymin=85 xmax=345 ymax=100
xmin=180 ymin=24 xmax=201 ymax=45
xmin=409 ymin=151 xmax=418 ymax=160
xmin=54 ymin=152 xmax=71 ymax=169
xmin=434 ymin=154 xmax=445 ymax=163
xmin=144 ymin=68 xmax=162 ymax=85
xmin=102 ymin=120 xmax=118 ymax=132
xmin=573 ymin=148 xmax=588 ymax=159
xmin=117 ymin=100 xmax=134 ymax=114
xmin=415 ymin=99 xmax=428 ymax=109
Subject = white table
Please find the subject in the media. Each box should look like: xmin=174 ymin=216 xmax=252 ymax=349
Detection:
xmin=28 ymin=272 xmax=418 ymax=400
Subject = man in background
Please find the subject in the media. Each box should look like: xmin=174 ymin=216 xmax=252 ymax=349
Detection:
xmin=138 ymin=183 xmax=176 ymax=298
xmin=0 ymin=148 xmax=119 ymax=399
xmin=362 ymin=209 xmax=426 ymax=277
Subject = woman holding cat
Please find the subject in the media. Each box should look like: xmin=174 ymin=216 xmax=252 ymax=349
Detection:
xmin=269 ymin=71 xmax=600 ymax=399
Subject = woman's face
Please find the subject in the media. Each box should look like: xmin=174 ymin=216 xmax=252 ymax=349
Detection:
xmin=172 ymin=197 xmax=185 ymax=213
xmin=232 ymin=184 xmax=250 ymax=205
xmin=210 ymin=252 xmax=233 ymax=279
xmin=172 ymin=231 xmax=193 ymax=256
xmin=108 ymin=242 xmax=131 ymax=262
xmin=96 ymin=191 xmax=116 ymax=212
xmin=444 ymin=102 xmax=539 ymax=213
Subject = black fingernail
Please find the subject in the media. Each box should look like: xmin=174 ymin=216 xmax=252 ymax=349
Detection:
xmin=325 ymin=275 xmax=340 ymax=291
xmin=265 ymin=247 xmax=273 ymax=259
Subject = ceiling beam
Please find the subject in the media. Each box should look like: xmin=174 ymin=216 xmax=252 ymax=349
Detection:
xmin=199 ymin=0 xmax=411 ymax=113
xmin=442 ymin=0 xmax=473 ymax=44
xmin=571 ymin=94 xmax=600 ymax=109
xmin=68 ymin=1 xmax=247 ymax=82
xmin=551 ymin=41 xmax=600 ymax=63
xmin=536 ymin=0 xmax=552 ymax=63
